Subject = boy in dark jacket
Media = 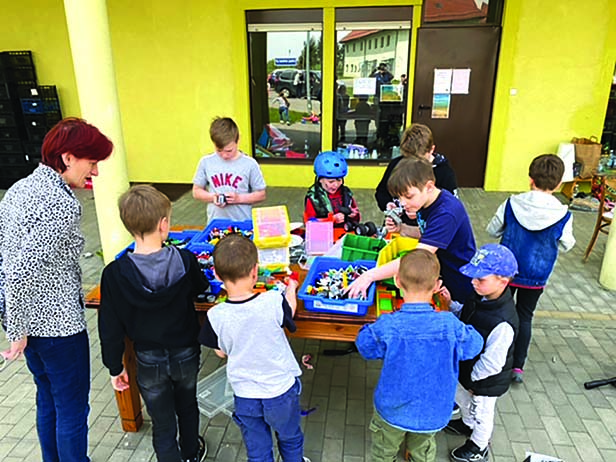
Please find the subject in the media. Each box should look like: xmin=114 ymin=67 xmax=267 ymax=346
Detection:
xmin=98 ymin=185 xmax=209 ymax=462
xmin=443 ymin=244 xmax=519 ymax=462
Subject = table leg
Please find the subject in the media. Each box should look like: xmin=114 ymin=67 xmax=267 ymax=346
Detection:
xmin=114 ymin=337 xmax=143 ymax=432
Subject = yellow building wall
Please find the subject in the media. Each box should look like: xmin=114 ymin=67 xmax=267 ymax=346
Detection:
xmin=485 ymin=0 xmax=616 ymax=191
xmin=1 ymin=1 xmax=614 ymax=192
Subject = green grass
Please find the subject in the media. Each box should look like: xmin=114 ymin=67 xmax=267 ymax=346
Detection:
xmin=269 ymin=107 xmax=310 ymax=124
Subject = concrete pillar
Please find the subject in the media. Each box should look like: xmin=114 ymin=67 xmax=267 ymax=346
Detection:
xmin=599 ymin=221 xmax=616 ymax=290
xmin=63 ymin=0 xmax=131 ymax=264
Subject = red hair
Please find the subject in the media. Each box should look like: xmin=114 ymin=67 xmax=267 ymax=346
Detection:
xmin=42 ymin=117 xmax=113 ymax=173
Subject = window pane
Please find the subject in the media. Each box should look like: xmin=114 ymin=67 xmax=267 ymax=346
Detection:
xmin=334 ymin=16 xmax=411 ymax=161
xmin=248 ymin=24 xmax=322 ymax=160
xmin=422 ymin=0 xmax=503 ymax=25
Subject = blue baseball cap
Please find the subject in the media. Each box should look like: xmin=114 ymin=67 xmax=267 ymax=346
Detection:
xmin=460 ymin=243 xmax=518 ymax=279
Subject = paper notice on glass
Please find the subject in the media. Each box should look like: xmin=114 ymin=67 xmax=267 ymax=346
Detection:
xmin=433 ymin=69 xmax=452 ymax=94
xmin=452 ymin=69 xmax=471 ymax=94
xmin=431 ymin=94 xmax=450 ymax=119
xmin=353 ymin=78 xmax=377 ymax=96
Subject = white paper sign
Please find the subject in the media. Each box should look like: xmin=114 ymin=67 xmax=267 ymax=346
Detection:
xmin=451 ymin=69 xmax=471 ymax=94
xmin=524 ymin=451 xmax=563 ymax=462
xmin=353 ymin=77 xmax=377 ymax=96
xmin=433 ymin=69 xmax=453 ymax=94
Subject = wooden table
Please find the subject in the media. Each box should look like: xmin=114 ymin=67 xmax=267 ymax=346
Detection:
xmin=85 ymin=266 xmax=377 ymax=432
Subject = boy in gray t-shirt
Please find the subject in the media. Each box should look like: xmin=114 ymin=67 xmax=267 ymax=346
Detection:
xmin=198 ymin=235 xmax=310 ymax=462
xmin=192 ymin=117 xmax=266 ymax=222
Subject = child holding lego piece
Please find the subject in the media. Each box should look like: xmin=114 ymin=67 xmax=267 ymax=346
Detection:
xmin=486 ymin=154 xmax=574 ymax=383
xmin=198 ymin=234 xmax=310 ymax=462
xmin=99 ymin=185 xmax=209 ymax=462
xmin=349 ymin=157 xmax=476 ymax=303
xmin=193 ymin=117 xmax=267 ymax=222
xmin=443 ymin=244 xmax=519 ymax=462
xmin=356 ymin=249 xmax=483 ymax=462
xmin=304 ymin=150 xmax=361 ymax=229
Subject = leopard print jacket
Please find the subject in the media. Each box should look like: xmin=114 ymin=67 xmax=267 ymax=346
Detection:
xmin=0 ymin=164 xmax=86 ymax=342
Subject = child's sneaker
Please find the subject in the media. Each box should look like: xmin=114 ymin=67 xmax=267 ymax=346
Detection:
xmin=444 ymin=419 xmax=472 ymax=437
xmin=303 ymin=458 xmax=312 ymax=462
xmin=512 ymin=368 xmax=524 ymax=383
xmin=451 ymin=403 xmax=461 ymax=419
xmin=280 ymin=120 xmax=284 ymax=124
xmin=184 ymin=436 xmax=207 ymax=462
xmin=450 ymin=439 xmax=489 ymax=462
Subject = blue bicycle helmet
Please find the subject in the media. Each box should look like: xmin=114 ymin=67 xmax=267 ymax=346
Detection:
xmin=314 ymin=151 xmax=348 ymax=179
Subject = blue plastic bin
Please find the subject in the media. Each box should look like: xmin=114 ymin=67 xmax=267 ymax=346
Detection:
xmin=115 ymin=230 xmax=200 ymax=259
xmin=186 ymin=219 xmax=253 ymax=254
xmin=298 ymin=257 xmax=376 ymax=316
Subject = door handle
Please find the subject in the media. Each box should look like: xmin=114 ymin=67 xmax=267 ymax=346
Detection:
xmin=418 ymin=104 xmax=431 ymax=116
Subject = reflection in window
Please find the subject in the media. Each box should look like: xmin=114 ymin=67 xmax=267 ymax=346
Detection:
xmin=334 ymin=9 xmax=412 ymax=161
xmin=422 ymin=0 xmax=503 ymax=25
xmin=247 ymin=11 xmax=323 ymax=160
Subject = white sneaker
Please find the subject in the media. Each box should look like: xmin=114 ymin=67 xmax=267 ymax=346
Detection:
xmin=303 ymin=458 xmax=311 ymax=462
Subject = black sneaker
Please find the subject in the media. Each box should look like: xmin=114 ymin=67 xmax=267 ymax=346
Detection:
xmin=450 ymin=439 xmax=489 ymax=462
xmin=184 ymin=436 xmax=207 ymax=462
xmin=444 ymin=419 xmax=472 ymax=437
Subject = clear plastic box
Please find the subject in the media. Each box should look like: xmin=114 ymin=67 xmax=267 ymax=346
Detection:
xmin=196 ymin=365 xmax=234 ymax=418
xmin=252 ymin=206 xmax=291 ymax=248
xmin=258 ymin=246 xmax=290 ymax=272
xmin=305 ymin=221 xmax=333 ymax=255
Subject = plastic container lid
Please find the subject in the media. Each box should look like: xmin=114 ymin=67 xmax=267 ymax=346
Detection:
xmin=196 ymin=365 xmax=234 ymax=418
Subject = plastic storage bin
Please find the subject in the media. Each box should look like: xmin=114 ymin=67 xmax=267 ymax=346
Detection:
xmin=298 ymin=257 xmax=376 ymax=316
xmin=115 ymin=230 xmax=199 ymax=259
xmin=305 ymin=220 xmax=333 ymax=255
xmin=252 ymin=206 xmax=291 ymax=248
xmin=341 ymin=234 xmax=387 ymax=262
xmin=258 ymin=246 xmax=290 ymax=272
xmin=196 ymin=365 xmax=234 ymax=418
xmin=377 ymin=237 xmax=419 ymax=286
xmin=187 ymin=219 xmax=253 ymax=254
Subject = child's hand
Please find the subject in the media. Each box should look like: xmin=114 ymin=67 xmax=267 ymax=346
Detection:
xmin=347 ymin=270 xmax=374 ymax=299
xmin=436 ymin=282 xmax=452 ymax=308
xmin=224 ymin=192 xmax=239 ymax=204
xmin=386 ymin=202 xmax=398 ymax=210
xmin=333 ymin=212 xmax=345 ymax=224
xmin=111 ymin=369 xmax=130 ymax=392
xmin=384 ymin=216 xmax=401 ymax=234
xmin=348 ymin=207 xmax=359 ymax=219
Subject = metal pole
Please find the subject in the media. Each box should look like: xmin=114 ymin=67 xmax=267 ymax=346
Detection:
xmin=306 ymin=31 xmax=312 ymax=113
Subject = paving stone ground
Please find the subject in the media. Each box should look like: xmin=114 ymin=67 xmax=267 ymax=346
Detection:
xmin=0 ymin=186 xmax=615 ymax=462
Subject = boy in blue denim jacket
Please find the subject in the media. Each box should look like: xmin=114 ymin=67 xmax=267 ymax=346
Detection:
xmin=356 ymin=249 xmax=483 ymax=462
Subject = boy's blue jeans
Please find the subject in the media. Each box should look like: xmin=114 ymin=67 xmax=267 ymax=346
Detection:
xmin=233 ymin=378 xmax=304 ymax=462
xmin=24 ymin=330 xmax=91 ymax=462
xmin=136 ymin=346 xmax=201 ymax=462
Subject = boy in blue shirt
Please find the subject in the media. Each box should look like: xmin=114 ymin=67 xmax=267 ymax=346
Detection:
xmin=349 ymin=157 xmax=476 ymax=303
xmin=356 ymin=249 xmax=483 ymax=462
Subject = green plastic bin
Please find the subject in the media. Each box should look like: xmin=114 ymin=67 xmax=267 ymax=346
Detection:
xmin=341 ymin=234 xmax=387 ymax=262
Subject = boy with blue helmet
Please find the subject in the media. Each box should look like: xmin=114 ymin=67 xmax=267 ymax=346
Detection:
xmin=303 ymin=151 xmax=361 ymax=228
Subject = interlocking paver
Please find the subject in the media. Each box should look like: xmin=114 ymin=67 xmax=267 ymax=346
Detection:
xmin=1 ymin=186 xmax=615 ymax=461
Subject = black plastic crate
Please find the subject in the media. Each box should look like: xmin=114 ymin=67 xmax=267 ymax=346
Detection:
xmin=0 ymin=51 xmax=34 ymax=69
xmin=43 ymin=98 xmax=60 ymax=113
xmin=38 ymin=85 xmax=58 ymax=99
xmin=0 ymin=67 xmax=37 ymax=83
xmin=0 ymin=127 xmax=20 ymax=140
xmin=45 ymin=111 xmax=62 ymax=127
xmin=0 ymin=82 xmax=8 ymax=100
xmin=8 ymin=81 xmax=38 ymax=99
xmin=0 ymin=153 xmax=27 ymax=166
xmin=23 ymin=114 xmax=47 ymax=142
xmin=23 ymin=143 xmax=42 ymax=164
xmin=0 ymin=99 xmax=16 ymax=114
xmin=0 ymin=141 xmax=25 ymax=154
xmin=0 ymin=113 xmax=17 ymax=127
xmin=21 ymin=98 xmax=44 ymax=114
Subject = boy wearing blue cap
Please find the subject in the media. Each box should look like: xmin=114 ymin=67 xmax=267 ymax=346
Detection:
xmin=443 ymin=244 xmax=519 ymax=462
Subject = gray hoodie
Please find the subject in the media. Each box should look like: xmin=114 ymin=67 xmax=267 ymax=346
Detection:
xmin=487 ymin=190 xmax=575 ymax=252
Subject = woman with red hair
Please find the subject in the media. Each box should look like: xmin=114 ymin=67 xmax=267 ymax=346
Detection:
xmin=0 ymin=117 xmax=112 ymax=461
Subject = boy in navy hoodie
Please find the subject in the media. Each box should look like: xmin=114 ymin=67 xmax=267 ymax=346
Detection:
xmin=98 ymin=185 xmax=209 ymax=462
xmin=356 ymin=249 xmax=483 ymax=462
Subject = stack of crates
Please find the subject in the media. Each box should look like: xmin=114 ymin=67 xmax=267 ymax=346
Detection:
xmin=252 ymin=206 xmax=291 ymax=272
xmin=0 ymin=50 xmax=62 ymax=188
